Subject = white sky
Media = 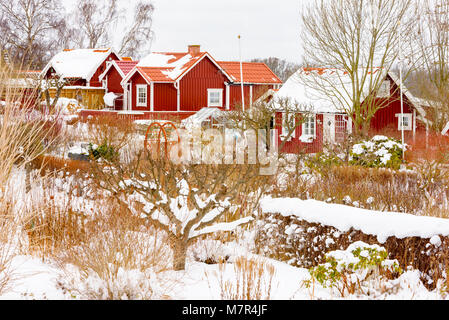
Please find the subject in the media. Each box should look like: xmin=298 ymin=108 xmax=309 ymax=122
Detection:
xmin=151 ymin=0 xmax=303 ymax=63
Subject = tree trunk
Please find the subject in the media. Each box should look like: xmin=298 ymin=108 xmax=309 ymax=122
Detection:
xmin=172 ymin=239 xmax=188 ymax=271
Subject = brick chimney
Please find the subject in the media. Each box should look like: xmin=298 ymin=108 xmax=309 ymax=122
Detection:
xmin=188 ymin=45 xmax=201 ymax=57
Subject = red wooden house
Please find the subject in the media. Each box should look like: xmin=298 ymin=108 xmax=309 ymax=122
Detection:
xmin=98 ymin=60 xmax=139 ymax=110
xmin=272 ymin=68 xmax=430 ymax=154
xmin=114 ymin=45 xmax=282 ymax=120
xmin=40 ymin=48 xmax=121 ymax=109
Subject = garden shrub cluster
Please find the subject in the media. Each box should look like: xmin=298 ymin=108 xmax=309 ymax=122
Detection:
xmin=89 ymin=141 xmax=119 ymax=161
xmin=349 ymin=135 xmax=405 ymax=169
xmin=304 ymin=241 xmax=402 ymax=297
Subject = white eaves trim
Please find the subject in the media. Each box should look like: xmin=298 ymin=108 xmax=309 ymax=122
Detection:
xmin=176 ymin=53 xmax=234 ymax=83
xmin=99 ymin=60 xmax=126 ymax=82
xmin=120 ymin=66 xmax=153 ymax=87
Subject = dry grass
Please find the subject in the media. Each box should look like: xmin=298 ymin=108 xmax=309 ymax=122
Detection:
xmin=215 ymin=256 xmax=276 ymax=300
xmin=273 ymin=162 xmax=449 ymax=216
xmin=0 ymin=206 xmax=18 ymax=295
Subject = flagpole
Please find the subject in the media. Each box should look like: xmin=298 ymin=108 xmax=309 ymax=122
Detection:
xmin=238 ymin=35 xmax=245 ymax=112
xmin=399 ymin=21 xmax=405 ymax=162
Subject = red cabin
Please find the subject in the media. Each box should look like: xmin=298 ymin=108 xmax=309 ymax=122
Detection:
xmin=273 ymin=68 xmax=430 ymax=154
xmin=98 ymin=60 xmax=139 ymax=110
xmin=114 ymin=45 xmax=282 ymax=120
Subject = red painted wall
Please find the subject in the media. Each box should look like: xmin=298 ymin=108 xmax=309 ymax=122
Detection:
xmin=369 ymin=75 xmax=425 ymax=144
xmin=276 ymin=112 xmax=324 ymax=154
xmin=105 ymin=66 xmax=124 ymax=94
xmin=179 ymin=57 xmax=228 ymax=111
xmin=229 ymin=85 xmax=251 ymax=110
xmin=154 ymin=83 xmax=177 ymax=112
xmin=90 ymin=52 xmax=120 ymax=87
xmin=130 ymin=72 xmax=151 ymax=111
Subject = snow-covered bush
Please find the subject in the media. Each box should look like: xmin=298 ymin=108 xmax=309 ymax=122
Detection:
xmin=349 ymin=135 xmax=405 ymax=169
xmin=304 ymin=242 xmax=401 ymax=297
xmin=57 ymin=229 xmax=173 ymax=300
xmin=189 ymin=238 xmax=233 ymax=264
xmin=58 ymin=266 xmax=164 ymax=300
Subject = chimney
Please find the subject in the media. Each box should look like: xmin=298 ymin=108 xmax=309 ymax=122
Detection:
xmin=188 ymin=45 xmax=201 ymax=57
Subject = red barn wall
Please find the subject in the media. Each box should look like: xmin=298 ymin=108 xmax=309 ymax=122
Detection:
xmin=179 ymin=57 xmax=228 ymax=112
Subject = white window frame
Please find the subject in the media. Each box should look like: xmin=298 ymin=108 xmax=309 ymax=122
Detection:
xmin=281 ymin=112 xmax=296 ymax=140
xmin=396 ymin=113 xmax=412 ymax=131
xmin=377 ymin=80 xmax=391 ymax=98
xmin=301 ymin=114 xmax=316 ymax=140
xmin=136 ymin=84 xmax=147 ymax=107
xmin=207 ymin=89 xmax=223 ymax=107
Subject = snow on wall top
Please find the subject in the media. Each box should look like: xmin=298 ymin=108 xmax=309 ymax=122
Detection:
xmin=272 ymin=68 xmax=387 ymax=114
xmin=259 ymin=197 xmax=449 ymax=243
xmin=42 ymin=48 xmax=115 ymax=81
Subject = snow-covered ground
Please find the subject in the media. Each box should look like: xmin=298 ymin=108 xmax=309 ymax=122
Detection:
xmin=0 ymin=115 xmax=447 ymax=301
xmin=0 ymin=241 xmax=442 ymax=300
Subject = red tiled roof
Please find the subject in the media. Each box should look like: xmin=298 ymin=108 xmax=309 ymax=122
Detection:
xmin=217 ymin=62 xmax=282 ymax=84
xmin=137 ymin=67 xmax=173 ymax=82
xmin=129 ymin=50 xmax=282 ymax=85
xmin=115 ymin=61 xmax=139 ymax=76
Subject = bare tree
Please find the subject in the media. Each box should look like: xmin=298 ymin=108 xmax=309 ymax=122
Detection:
xmin=117 ymin=1 xmax=154 ymax=58
xmin=74 ymin=0 xmax=119 ymax=49
xmin=0 ymin=0 xmax=67 ymax=69
xmin=70 ymin=0 xmax=154 ymax=59
xmin=90 ymin=133 xmax=269 ymax=271
xmin=413 ymin=0 xmax=449 ymax=132
xmin=300 ymin=0 xmax=414 ymax=136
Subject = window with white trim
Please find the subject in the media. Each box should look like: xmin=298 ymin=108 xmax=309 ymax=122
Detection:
xmin=377 ymin=80 xmax=391 ymax=98
xmin=136 ymin=85 xmax=147 ymax=107
xmin=396 ymin=113 xmax=412 ymax=131
xmin=302 ymin=115 xmax=316 ymax=137
xmin=208 ymin=89 xmax=223 ymax=107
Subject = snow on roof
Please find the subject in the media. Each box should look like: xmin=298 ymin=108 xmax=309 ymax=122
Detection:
xmin=135 ymin=52 xmax=206 ymax=82
xmin=217 ymin=61 xmax=283 ymax=84
xmin=41 ymin=48 xmax=116 ymax=81
xmin=260 ymin=197 xmax=449 ymax=243
xmin=272 ymin=68 xmax=386 ymax=113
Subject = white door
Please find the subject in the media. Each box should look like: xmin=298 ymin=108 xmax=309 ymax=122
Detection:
xmin=323 ymin=114 xmax=336 ymax=144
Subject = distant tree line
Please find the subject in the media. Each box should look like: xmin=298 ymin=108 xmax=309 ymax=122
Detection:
xmin=249 ymin=57 xmax=300 ymax=83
